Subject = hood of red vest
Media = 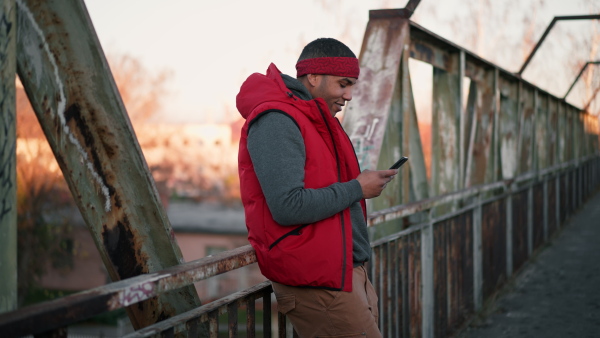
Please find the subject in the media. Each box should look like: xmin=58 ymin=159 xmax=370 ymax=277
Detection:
xmin=237 ymin=63 xmax=290 ymax=120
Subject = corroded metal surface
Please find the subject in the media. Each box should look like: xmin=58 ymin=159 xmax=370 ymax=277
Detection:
xmin=481 ymin=200 xmax=506 ymax=300
xmin=342 ymin=17 xmax=409 ymax=172
xmin=464 ymin=69 xmax=496 ymax=187
xmin=125 ymin=282 xmax=272 ymax=337
xmin=536 ymin=93 xmax=549 ymax=170
xmin=407 ymin=232 xmax=422 ymax=337
xmin=433 ymin=219 xmax=448 ymax=337
xmin=511 ymin=190 xmax=529 ymax=272
xmin=0 ymin=0 xmax=17 ymax=314
xmin=547 ymin=178 xmax=557 ymax=236
xmin=449 ymin=213 xmax=474 ymax=332
xmin=371 ymin=233 xmax=419 ymax=337
xmin=548 ymin=98 xmax=558 ymax=166
xmin=0 ymin=245 xmax=256 ymax=337
xmin=432 ymin=65 xmax=461 ymax=195
xmin=560 ymin=173 xmax=569 ymax=222
xmin=499 ymin=77 xmax=519 ymax=179
xmin=533 ymin=183 xmax=545 ymax=250
xmin=13 ymin=0 xmax=200 ymax=328
xmin=410 ymin=39 xmax=454 ymax=72
xmin=518 ymin=87 xmax=535 ymax=174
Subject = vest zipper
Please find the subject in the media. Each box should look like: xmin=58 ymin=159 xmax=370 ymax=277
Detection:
xmin=316 ymin=102 xmax=347 ymax=291
xmin=269 ymin=224 xmax=310 ymax=250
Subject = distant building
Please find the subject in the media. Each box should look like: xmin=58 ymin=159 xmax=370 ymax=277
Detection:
xmin=40 ymin=200 xmax=265 ymax=303
xmin=136 ymin=123 xmax=240 ymax=202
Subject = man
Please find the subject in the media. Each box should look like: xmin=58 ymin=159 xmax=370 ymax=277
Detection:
xmin=237 ymin=38 xmax=396 ymax=337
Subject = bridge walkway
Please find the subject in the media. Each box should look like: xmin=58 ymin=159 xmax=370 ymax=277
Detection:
xmin=459 ymin=190 xmax=600 ymax=338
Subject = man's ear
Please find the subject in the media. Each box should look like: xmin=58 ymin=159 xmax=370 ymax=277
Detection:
xmin=306 ymin=74 xmax=321 ymax=87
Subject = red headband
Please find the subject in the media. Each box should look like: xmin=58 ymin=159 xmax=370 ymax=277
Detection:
xmin=296 ymin=57 xmax=360 ymax=78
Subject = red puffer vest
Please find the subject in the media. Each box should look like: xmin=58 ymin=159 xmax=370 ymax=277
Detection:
xmin=237 ymin=63 xmax=365 ymax=291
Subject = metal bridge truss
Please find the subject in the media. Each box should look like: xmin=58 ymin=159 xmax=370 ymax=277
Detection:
xmin=1 ymin=1 xmax=599 ymax=337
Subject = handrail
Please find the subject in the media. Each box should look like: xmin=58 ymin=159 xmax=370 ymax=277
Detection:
xmin=0 ymin=245 xmax=256 ymax=337
xmin=368 ymin=154 xmax=597 ymax=226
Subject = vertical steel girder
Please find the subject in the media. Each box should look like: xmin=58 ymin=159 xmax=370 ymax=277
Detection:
xmin=431 ymin=62 xmax=461 ymax=195
xmin=14 ymin=0 xmax=200 ymax=329
xmin=341 ymin=15 xmax=410 ymax=214
xmin=0 ymin=0 xmax=17 ymax=314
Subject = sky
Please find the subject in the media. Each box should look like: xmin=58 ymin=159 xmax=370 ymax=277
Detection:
xmin=83 ymin=0 xmax=598 ymax=124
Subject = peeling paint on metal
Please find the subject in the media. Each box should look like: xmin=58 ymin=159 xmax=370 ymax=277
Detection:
xmin=16 ymin=0 xmax=111 ymax=212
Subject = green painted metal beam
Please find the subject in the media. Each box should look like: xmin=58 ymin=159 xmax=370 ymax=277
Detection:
xmin=0 ymin=0 xmax=17 ymax=314
xmin=431 ymin=64 xmax=461 ymax=196
xmin=14 ymin=0 xmax=201 ymax=329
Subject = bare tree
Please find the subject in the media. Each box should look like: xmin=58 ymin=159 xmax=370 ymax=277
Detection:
xmin=108 ymin=53 xmax=173 ymax=124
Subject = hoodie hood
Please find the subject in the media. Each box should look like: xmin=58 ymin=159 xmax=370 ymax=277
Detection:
xmin=281 ymin=74 xmax=312 ymax=101
xmin=237 ymin=63 xmax=311 ymax=120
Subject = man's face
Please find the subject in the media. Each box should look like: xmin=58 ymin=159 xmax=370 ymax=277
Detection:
xmin=309 ymin=75 xmax=357 ymax=117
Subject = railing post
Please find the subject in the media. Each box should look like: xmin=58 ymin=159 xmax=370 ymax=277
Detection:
xmin=473 ymin=195 xmax=483 ymax=311
xmin=543 ymin=178 xmax=548 ymax=241
xmin=556 ymin=174 xmax=560 ymax=230
xmin=532 ymin=89 xmax=539 ymax=175
xmin=492 ymin=68 xmax=500 ymax=184
xmin=0 ymin=0 xmax=17 ymax=314
xmin=458 ymin=50 xmax=466 ymax=192
xmin=421 ymin=221 xmax=434 ymax=338
xmin=506 ymin=191 xmax=513 ymax=278
xmin=527 ymin=185 xmax=533 ymax=256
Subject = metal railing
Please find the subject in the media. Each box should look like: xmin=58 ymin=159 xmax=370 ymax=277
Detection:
xmin=1 ymin=155 xmax=597 ymax=337
xmin=368 ymin=155 xmax=600 ymax=337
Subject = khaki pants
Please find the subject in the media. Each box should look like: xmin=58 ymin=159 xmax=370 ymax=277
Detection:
xmin=272 ymin=265 xmax=382 ymax=338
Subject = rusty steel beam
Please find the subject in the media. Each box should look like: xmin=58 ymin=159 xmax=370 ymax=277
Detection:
xmin=431 ymin=61 xmax=461 ymax=196
xmin=0 ymin=245 xmax=256 ymax=337
xmin=369 ymin=0 xmax=420 ymax=19
xmin=342 ymin=15 xmax=410 ymax=213
xmin=563 ymin=61 xmax=600 ymax=99
xmin=464 ymin=70 xmax=496 ymax=188
xmin=345 ymin=12 xmax=598 ymax=217
xmin=409 ymin=20 xmax=593 ymax=111
xmin=13 ymin=0 xmax=201 ymax=329
xmin=0 ymin=0 xmax=17 ymax=314
xmin=367 ymin=154 xmax=596 ymax=228
xmin=518 ymin=15 xmax=600 ymax=76
xmin=538 ymin=93 xmax=552 ymax=170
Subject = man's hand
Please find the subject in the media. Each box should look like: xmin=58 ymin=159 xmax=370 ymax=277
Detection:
xmin=356 ymin=169 xmax=398 ymax=199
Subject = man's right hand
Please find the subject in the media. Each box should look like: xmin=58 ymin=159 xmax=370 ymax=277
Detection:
xmin=356 ymin=169 xmax=398 ymax=199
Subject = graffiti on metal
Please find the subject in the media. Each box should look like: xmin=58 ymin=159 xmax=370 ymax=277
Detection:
xmin=344 ymin=20 xmax=409 ymax=171
xmin=113 ymin=282 xmax=156 ymax=309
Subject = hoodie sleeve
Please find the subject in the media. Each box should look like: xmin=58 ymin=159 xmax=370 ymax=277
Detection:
xmin=247 ymin=111 xmax=363 ymax=226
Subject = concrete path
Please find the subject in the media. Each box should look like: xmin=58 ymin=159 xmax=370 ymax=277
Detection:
xmin=459 ymin=190 xmax=600 ymax=338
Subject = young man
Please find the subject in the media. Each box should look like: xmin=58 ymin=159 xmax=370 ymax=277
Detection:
xmin=237 ymin=38 xmax=396 ymax=337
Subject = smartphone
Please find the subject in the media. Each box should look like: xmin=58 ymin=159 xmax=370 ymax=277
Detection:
xmin=389 ymin=156 xmax=408 ymax=169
